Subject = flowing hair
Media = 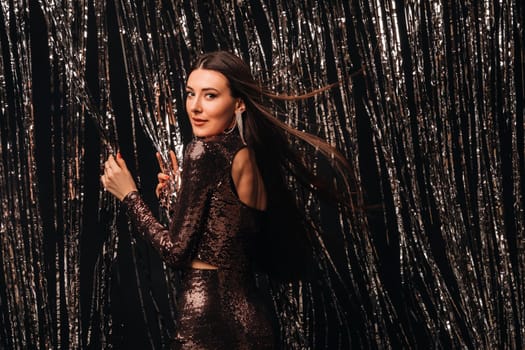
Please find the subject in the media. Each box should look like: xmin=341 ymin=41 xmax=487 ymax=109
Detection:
xmin=190 ymin=51 xmax=355 ymax=280
xmin=190 ymin=50 xmax=362 ymax=349
xmin=190 ymin=51 xmax=354 ymax=205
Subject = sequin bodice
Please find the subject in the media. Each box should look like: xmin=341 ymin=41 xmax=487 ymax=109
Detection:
xmin=123 ymin=132 xmax=263 ymax=271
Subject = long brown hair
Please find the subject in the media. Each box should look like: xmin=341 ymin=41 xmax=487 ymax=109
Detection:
xmin=191 ymin=50 xmax=356 ymax=278
xmin=190 ymin=51 xmax=354 ymax=205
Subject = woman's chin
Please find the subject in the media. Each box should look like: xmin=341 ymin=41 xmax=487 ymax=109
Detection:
xmin=192 ymin=127 xmax=222 ymax=138
xmin=191 ymin=127 xmax=207 ymax=137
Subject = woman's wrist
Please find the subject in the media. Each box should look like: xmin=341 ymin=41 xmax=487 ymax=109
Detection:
xmin=121 ymin=189 xmax=139 ymax=203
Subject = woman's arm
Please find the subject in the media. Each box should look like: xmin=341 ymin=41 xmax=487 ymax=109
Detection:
xmin=101 ymin=148 xmax=211 ymax=267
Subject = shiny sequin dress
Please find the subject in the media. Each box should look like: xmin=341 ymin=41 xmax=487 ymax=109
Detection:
xmin=122 ymin=132 xmax=275 ymax=349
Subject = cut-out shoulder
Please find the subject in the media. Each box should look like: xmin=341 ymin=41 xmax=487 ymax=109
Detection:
xmin=231 ymin=147 xmax=267 ymax=211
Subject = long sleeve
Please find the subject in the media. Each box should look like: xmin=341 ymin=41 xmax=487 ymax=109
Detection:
xmin=122 ymin=140 xmax=216 ymax=267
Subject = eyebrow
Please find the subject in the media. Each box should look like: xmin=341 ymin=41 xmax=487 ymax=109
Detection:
xmin=185 ymin=86 xmax=220 ymax=93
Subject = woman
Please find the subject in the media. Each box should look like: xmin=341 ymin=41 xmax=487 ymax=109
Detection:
xmin=101 ymin=51 xmax=353 ymax=349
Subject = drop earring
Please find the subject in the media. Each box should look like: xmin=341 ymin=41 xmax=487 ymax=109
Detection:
xmin=236 ymin=110 xmax=246 ymax=145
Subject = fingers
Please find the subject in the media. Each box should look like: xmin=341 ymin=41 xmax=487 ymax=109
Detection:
xmin=103 ymin=154 xmax=125 ymax=173
xmin=115 ymin=152 xmax=128 ymax=169
xmin=104 ymin=155 xmax=116 ymax=170
xmin=100 ymin=153 xmax=138 ymax=201
xmin=154 ymin=150 xmax=179 ymax=199
xmin=157 ymin=172 xmax=170 ymax=182
xmin=155 ymin=172 xmax=170 ymax=198
xmin=155 ymin=183 xmax=164 ymax=198
xmin=102 ymin=153 xmax=129 ymax=181
xmin=101 ymin=154 xmax=126 ymax=189
xmin=100 ymin=173 xmax=107 ymax=188
xmin=101 ymin=155 xmax=120 ymax=185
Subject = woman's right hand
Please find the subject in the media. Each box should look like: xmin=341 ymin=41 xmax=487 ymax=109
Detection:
xmin=155 ymin=150 xmax=179 ymax=198
xmin=101 ymin=153 xmax=138 ymax=201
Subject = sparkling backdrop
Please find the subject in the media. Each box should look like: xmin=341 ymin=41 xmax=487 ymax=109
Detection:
xmin=0 ymin=0 xmax=523 ymax=349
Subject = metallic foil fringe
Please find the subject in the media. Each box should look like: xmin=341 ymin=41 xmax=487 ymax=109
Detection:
xmin=0 ymin=0 xmax=523 ymax=349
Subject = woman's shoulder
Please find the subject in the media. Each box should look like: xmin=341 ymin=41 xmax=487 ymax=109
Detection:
xmin=181 ymin=139 xmax=226 ymax=184
xmin=186 ymin=132 xmax=245 ymax=163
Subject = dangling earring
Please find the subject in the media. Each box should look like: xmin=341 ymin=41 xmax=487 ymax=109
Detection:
xmin=236 ymin=110 xmax=247 ymax=145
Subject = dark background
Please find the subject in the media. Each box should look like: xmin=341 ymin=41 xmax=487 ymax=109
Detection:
xmin=0 ymin=0 xmax=523 ymax=349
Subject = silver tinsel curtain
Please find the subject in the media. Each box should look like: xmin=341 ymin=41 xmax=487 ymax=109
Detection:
xmin=0 ymin=0 xmax=523 ymax=349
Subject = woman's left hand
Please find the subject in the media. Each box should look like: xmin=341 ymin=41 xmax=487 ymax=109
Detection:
xmin=155 ymin=150 xmax=179 ymax=199
xmin=100 ymin=153 xmax=138 ymax=201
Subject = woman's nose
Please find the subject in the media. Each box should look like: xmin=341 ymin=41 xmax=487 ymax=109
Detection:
xmin=189 ymin=96 xmax=202 ymax=113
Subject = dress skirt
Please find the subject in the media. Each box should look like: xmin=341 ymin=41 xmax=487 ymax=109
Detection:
xmin=172 ymin=268 xmax=275 ymax=350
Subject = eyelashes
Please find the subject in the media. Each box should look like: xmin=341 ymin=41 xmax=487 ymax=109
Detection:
xmin=185 ymin=91 xmax=217 ymax=99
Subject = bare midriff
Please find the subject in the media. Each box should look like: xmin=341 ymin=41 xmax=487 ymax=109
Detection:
xmin=191 ymin=259 xmax=218 ymax=270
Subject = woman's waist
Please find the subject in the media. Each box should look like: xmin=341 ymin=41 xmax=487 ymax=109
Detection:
xmin=182 ymin=264 xmax=257 ymax=291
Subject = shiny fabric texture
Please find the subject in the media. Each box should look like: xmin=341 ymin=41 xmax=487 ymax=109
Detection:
xmin=123 ymin=131 xmax=262 ymax=271
xmin=123 ymin=131 xmax=274 ymax=348
xmin=1 ymin=1 xmax=523 ymax=349
xmin=173 ymin=269 xmax=274 ymax=349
